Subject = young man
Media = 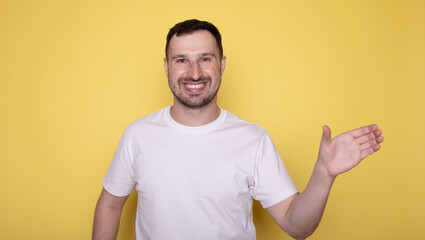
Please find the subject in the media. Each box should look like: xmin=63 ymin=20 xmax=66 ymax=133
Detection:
xmin=93 ymin=19 xmax=384 ymax=240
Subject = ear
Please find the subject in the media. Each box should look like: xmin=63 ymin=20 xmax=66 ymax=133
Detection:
xmin=163 ymin=57 xmax=169 ymax=76
xmin=220 ymin=55 xmax=226 ymax=76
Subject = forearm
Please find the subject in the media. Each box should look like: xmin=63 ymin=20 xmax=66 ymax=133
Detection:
xmin=283 ymin=163 xmax=335 ymax=239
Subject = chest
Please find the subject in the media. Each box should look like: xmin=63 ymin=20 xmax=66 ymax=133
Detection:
xmin=131 ymin=131 xmax=259 ymax=198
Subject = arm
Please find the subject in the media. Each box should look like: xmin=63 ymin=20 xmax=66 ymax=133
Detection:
xmin=267 ymin=124 xmax=384 ymax=239
xmin=92 ymin=188 xmax=129 ymax=240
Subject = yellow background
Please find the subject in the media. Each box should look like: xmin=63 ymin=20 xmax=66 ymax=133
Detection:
xmin=1 ymin=0 xmax=424 ymax=239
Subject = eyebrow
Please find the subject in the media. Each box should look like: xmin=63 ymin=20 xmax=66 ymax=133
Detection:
xmin=171 ymin=52 xmax=217 ymax=60
xmin=200 ymin=53 xmax=216 ymax=57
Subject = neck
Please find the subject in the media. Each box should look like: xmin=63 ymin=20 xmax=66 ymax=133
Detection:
xmin=170 ymin=99 xmax=221 ymax=127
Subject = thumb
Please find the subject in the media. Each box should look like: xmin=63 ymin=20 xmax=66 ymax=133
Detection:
xmin=321 ymin=125 xmax=332 ymax=145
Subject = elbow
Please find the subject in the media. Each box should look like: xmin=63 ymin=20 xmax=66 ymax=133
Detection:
xmin=289 ymin=232 xmax=313 ymax=240
xmin=285 ymin=226 xmax=316 ymax=240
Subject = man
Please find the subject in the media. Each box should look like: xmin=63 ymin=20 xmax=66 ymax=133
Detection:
xmin=93 ymin=19 xmax=384 ymax=240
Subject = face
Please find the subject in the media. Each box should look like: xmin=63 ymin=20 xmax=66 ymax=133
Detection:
xmin=164 ymin=30 xmax=226 ymax=109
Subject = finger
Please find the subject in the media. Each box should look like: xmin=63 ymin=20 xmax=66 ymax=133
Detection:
xmin=356 ymin=129 xmax=382 ymax=144
xmin=361 ymin=144 xmax=381 ymax=159
xmin=360 ymin=138 xmax=378 ymax=150
xmin=361 ymin=135 xmax=384 ymax=150
xmin=321 ymin=125 xmax=332 ymax=145
xmin=348 ymin=124 xmax=378 ymax=138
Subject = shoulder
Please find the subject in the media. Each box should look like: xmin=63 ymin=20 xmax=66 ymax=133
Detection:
xmin=125 ymin=107 xmax=169 ymax=134
xmin=222 ymin=109 xmax=267 ymax=138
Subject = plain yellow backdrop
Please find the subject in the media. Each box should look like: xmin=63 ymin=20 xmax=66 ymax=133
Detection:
xmin=1 ymin=0 xmax=424 ymax=239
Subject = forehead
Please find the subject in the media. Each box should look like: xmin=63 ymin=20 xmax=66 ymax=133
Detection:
xmin=168 ymin=30 xmax=219 ymax=56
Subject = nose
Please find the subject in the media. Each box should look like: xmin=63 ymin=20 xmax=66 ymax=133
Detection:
xmin=188 ymin=61 xmax=201 ymax=80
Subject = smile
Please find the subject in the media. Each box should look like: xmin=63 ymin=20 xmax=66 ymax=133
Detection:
xmin=185 ymin=83 xmax=205 ymax=89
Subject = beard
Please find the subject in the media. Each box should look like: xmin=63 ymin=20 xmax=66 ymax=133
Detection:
xmin=169 ymin=75 xmax=221 ymax=109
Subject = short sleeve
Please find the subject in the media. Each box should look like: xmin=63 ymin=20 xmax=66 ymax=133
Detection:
xmin=250 ymin=132 xmax=299 ymax=208
xmin=102 ymin=129 xmax=136 ymax=197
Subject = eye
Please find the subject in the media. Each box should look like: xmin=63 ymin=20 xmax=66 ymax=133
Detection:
xmin=176 ymin=59 xmax=187 ymax=63
xmin=201 ymin=57 xmax=211 ymax=62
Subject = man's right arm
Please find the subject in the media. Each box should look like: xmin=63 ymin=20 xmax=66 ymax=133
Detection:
xmin=92 ymin=188 xmax=129 ymax=240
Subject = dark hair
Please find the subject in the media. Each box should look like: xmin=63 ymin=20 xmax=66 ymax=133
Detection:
xmin=165 ymin=19 xmax=223 ymax=59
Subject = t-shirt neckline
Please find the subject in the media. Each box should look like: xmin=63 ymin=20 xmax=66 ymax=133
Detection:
xmin=164 ymin=105 xmax=227 ymax=134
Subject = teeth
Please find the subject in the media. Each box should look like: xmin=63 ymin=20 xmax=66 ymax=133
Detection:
xmin=185 ymin=84 xmax=204 ymax=89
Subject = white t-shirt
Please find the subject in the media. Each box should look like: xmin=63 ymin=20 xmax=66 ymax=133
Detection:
xmin=103 ymin=106 xmax=298 ymax=240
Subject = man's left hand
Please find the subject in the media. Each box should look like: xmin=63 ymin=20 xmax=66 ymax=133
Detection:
xmin=317 ymin=124 xmax=384 ymax=178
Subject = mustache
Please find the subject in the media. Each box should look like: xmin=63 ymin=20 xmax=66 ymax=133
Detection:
xmin=178 ymin=76 xmax=212 ymax=82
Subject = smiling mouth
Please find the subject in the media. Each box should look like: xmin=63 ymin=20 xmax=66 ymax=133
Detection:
xmin=182 ymin=82 xmax=207 ymax=93
xmin=185 ymin=83 xmax=205 ymax=89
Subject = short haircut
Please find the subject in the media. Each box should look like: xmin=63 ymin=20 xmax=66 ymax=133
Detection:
xmin=165 ymin=19 xmax=223 ymax=59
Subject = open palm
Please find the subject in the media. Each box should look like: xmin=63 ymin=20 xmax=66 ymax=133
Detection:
xmin=318 ymin=124 xmax=384 ymax=177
